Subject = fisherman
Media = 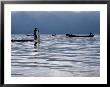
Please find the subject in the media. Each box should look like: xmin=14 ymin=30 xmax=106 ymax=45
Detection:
xmin=34 ymin=28 xmax=40 ymax=46
xmin=34 ymin=28 xmax=37 ymax=40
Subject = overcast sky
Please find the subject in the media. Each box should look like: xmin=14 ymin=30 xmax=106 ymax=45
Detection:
xmin=11 ymin=11 xmax=100 ymax=34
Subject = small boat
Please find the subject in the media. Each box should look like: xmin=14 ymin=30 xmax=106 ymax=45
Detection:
xmin=66 ymin=34 xmax=94 ymax=37
xmin=11 ymin=39 xmax=34 ymax=42
xmin=26 ymin=34 xmax=33 ymax=36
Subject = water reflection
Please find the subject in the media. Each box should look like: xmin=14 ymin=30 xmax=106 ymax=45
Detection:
xmin=34 ymin=43 xmax=39 ymax=52
xmin=11 ymin=34 xmax=100 ymax=77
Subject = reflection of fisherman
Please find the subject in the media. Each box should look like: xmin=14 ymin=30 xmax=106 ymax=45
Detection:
xmin=34 ymin=28 xmax=40 ymax=46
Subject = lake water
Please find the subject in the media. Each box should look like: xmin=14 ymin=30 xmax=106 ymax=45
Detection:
xmin=11 ymin=34 xmax=100 ymax=77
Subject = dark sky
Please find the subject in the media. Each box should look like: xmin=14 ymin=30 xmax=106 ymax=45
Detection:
xmin=11 ymin=11 xmax=100 ymax=34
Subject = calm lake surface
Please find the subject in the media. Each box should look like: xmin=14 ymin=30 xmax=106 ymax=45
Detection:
xmin=11 ymin=34 xmax=100 ymax=77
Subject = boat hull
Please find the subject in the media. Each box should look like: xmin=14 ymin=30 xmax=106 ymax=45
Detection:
xmin=66 ymin=34 xmax=94 ymax=37
xmin=11 ymin=39 xmax=34 ymax=42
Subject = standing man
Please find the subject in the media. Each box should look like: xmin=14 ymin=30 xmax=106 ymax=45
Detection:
xmin=34 ymin=28 xmax=37 ymax=41
xmin=34 ymin=28 xmax=40 ymax=46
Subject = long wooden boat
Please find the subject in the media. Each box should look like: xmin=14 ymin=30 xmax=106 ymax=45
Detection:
xmin=11 ymin=39 xmax=34 ymax=42
xmin=26 ymin=34 xmax=33 ymax=36
xmin=66 ymin=34 xmax=94 ymax=37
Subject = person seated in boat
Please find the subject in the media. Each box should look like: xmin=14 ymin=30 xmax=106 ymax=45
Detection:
xmin=66 ymin=34 xmax=69 ymax=36
xmin=89 ymin=32 xmax=93 ymax=36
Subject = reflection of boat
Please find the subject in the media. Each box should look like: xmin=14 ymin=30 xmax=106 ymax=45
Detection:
xmin=66 ymin=34 xmax=94 ymax=37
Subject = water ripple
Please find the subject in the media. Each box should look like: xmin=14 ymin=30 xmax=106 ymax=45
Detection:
xmin=11 ymin=34 xmax=100 ymax=77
